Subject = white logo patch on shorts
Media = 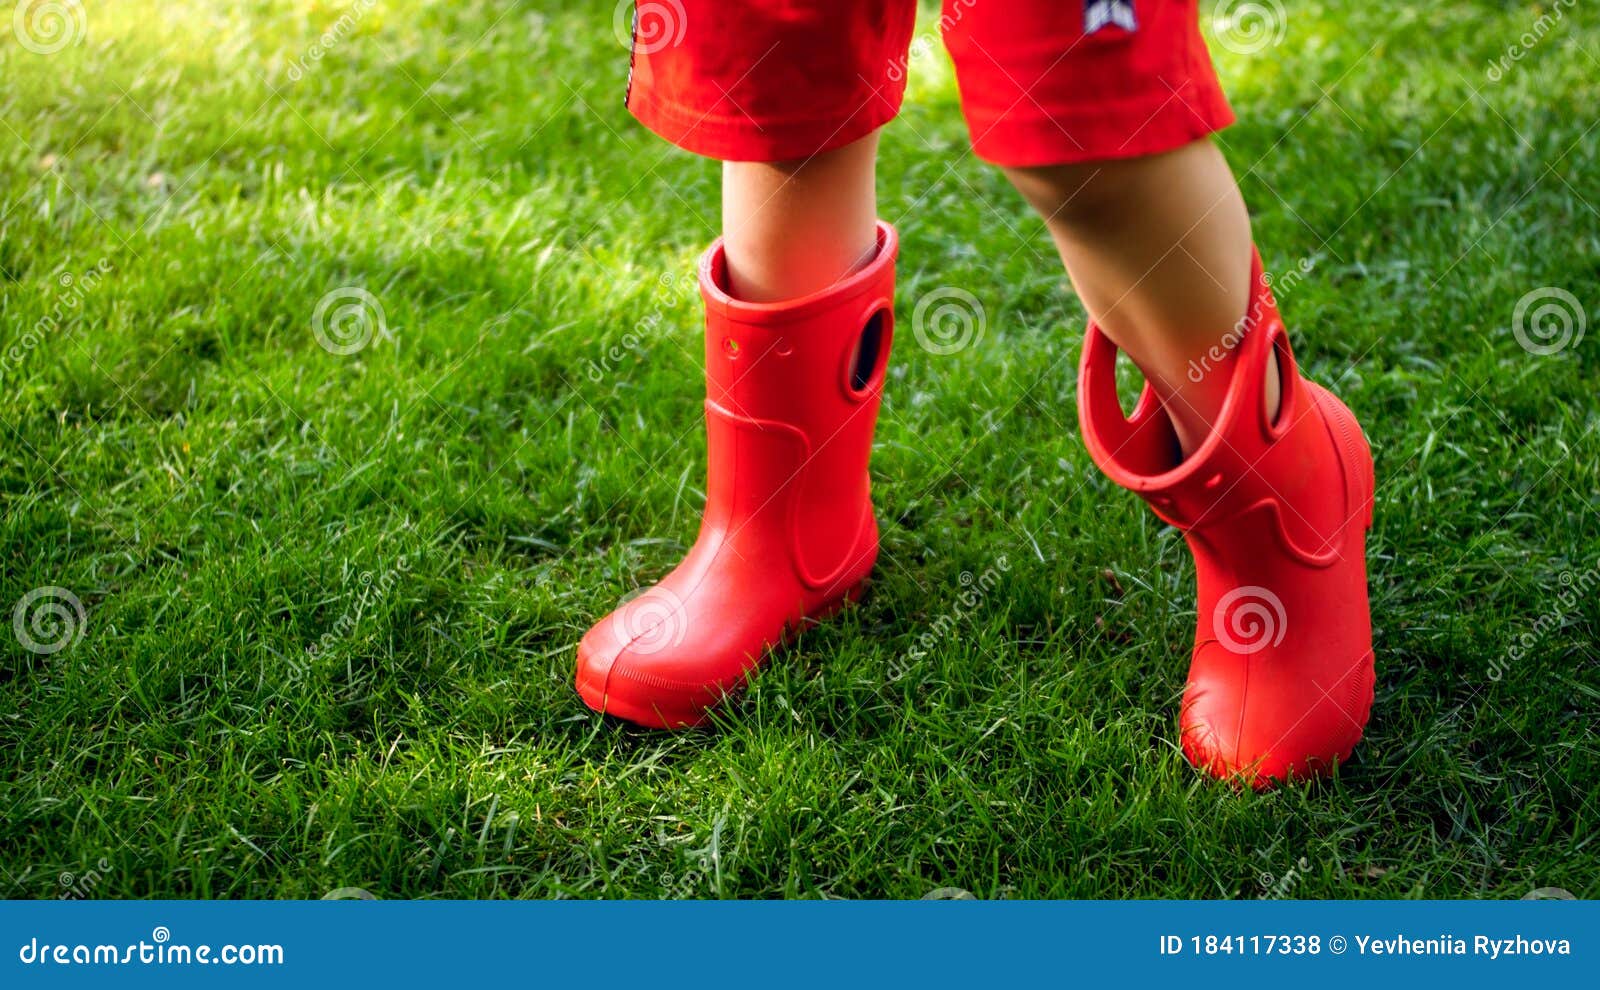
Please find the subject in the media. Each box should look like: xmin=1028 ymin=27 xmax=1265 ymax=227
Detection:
xmin=1084 ymin=0 xmax=1137 ymax=34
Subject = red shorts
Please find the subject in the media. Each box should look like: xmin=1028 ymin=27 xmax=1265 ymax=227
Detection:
xmin=624 ymin=0 xmax=1234 ymax=166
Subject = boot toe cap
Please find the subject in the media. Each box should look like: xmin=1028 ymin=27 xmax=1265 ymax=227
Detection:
xmin=574 ymin=629 xmax=718 ymax=729
xmin=574 ymin=588 xmax=762 ymax=729
xmin=1181 ymin=643 xmax=1373 ymax=789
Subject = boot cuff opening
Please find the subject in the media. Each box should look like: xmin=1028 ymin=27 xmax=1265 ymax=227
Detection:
xmin=699 ymin=221 xmax=898 ymax=325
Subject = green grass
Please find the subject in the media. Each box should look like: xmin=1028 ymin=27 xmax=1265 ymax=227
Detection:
xmin=1 ymin=0 xmax=1597 ymax=899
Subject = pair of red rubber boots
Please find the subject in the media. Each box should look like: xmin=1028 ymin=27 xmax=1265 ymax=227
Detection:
xmin=576 ymin=221 xmax=1375 ymax=787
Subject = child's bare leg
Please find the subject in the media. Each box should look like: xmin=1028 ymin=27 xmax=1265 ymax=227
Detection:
xmin=1031 ymin=136 xmax=1375 ymax=787
xmin=1005 ymin=138 xmax=1278 ymax=455
xmin=721 ymin=131 xmax=880 ymax=302
xmin=576 ymin=129 xmax=897 ymax=728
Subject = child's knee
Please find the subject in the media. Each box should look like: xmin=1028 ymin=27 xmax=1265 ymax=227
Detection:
xmin=1001 ymin=139 xmax=1215 ymax=229
xmin=1001 ymin=158 xmax=1143 ymax=228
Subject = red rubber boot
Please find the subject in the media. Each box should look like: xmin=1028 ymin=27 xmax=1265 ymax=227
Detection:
xmin=575 ymin=222 xmax=898 ymax=728
xmin=1076 ymin=250 xmax=1375 ymax=787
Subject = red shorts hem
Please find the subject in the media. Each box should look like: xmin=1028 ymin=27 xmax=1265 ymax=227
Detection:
xmin=621 ymin=1 xmax=1233 ymax=166
xmin=627 ymin=87 xmax=904 ymax=163
xmin=967 ymin=84 xmax=1236 ymax=168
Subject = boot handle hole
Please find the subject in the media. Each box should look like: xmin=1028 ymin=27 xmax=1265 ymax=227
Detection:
xmin=1263 ymin=327 xmax=1296 ymax=436
xmin=1113 ymin=347 xmax=1149 ymax=420
xmin=848 ymin=309 xmax=890 ymax=395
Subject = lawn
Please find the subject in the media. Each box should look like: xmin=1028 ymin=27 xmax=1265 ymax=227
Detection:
xmin=1 ymin=0 xmax=1596 ymax=899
